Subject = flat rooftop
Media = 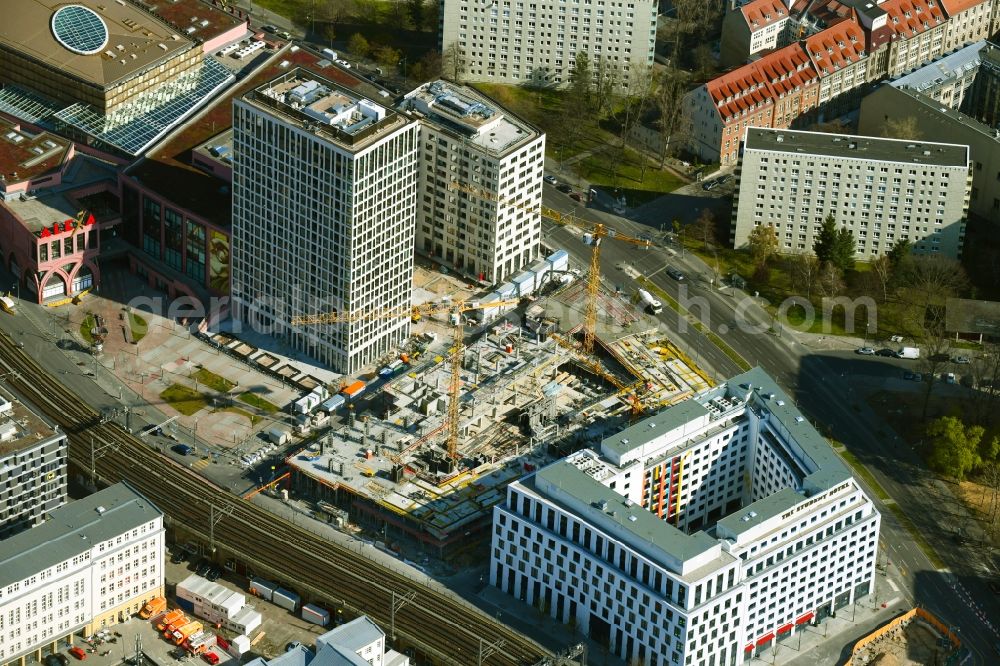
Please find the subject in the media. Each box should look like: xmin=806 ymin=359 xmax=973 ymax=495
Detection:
xmin=194 ymin=128 xmax=234 ymax=169
xmin=0 ymin=0 xmax=194 ymax=89
xmin=242 ymin=69 xmax=407 ymax=151
xmin=891 ymin=39 xmax=988 ymax=93
xmin=743 ymin=127 xmax=970 ymax=167
xmin=0 ymin=121 xmax=72 ymax=190
xmin=0 ymin=386 xmax=61 ymax=456
xmin=0 ymin=482 xmax=161 ymax=590
xmin=128 ymin=45 xmax=391 ymax=226
xmin=400 ymin=80 xmax=540 ymax=155
xmin=6 ymin=154 xmax=118 ymax=233
xmin=872 ymin=84 xmax=1000 ymax=144
xmin=142 ymin=0 xmax=245 ymax=45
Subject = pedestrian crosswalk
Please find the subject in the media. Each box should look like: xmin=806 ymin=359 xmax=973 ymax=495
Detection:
xmin=190 ymin=457 xmax=212 ymax=471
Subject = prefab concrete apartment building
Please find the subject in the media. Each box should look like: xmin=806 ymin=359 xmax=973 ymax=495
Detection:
xmin=398 ymin=80 xmax=545 ymax=283
xmin=0 ymin=483 xmax=165 ymax=665
xmin=231 ymin=69 xmax=421 ymax=374
xmin=491 ymin=368 xmax=881 ymax=665
xmin=440 ymin=0 xmax=658 ymax=88
xmin=731 ymin=128 xmax=971 ymax=258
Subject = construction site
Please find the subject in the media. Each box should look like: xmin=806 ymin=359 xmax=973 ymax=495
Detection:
xmin=282 ymin=235 xmax=713 ymax=557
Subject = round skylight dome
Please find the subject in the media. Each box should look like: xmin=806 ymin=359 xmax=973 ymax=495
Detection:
xmin=51 ymin=5 xmax=109 ymax=56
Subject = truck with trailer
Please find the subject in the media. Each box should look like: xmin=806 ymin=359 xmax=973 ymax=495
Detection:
xmin=636 ymin=289 xmax=663 ymax=315
xmin=139 ymin=597 xmax=166 ymax=619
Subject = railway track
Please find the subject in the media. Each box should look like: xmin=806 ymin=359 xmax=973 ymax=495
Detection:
xmin=0 ymin=332 xmax=551 ymax=666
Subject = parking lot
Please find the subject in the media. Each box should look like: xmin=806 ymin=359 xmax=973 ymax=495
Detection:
xmin=165 ymin=546 xmax=332 ymax=661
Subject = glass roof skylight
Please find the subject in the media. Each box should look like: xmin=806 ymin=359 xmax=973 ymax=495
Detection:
xmin=51 ymin=5 xmax=109 ymax=56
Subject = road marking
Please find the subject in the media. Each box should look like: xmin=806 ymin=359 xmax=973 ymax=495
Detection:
xmin=190 ymin=458 xmax=212 ymax=471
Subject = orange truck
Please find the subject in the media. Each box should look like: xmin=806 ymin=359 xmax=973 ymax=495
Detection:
xmin=156 ymin=609 xmax=185 ymax=631
xmin=139 ymin=597 xmax=166 ymax=619
xmin=161 ymin=616 xmax=191 ymax=639
xmin=171 ymin=621 xmax=203 ymax=645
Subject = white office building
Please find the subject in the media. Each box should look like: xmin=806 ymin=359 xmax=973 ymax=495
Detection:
xmin=0 ymin=390 xmax=67 ymax=539
xmin=398 ymin=80 xmax=545 ymax=283
xmin=731 ymin=128 xmax=972 ymax=259
xmin=491 ymin=368 xmax=880 ymax=665
xmin=440 ymin=0 xmax=658 ymax=87
xmin=0 ymin=483 xmax=165 ymax=665
xmin=232 ymin=69 xmax=421 ymax=374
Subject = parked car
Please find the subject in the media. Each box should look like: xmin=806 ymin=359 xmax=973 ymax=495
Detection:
xmin=875 ymin=348 xmax=897 ymax=357
xmin=45 ymin=654 xmax=68 ymax=666
xmin=569 ymin=192 xmax=582 ymax=202
xmin=172 ymin=444 xmax=192 ymax=456
xmin=286 ymin=642 xmax=303 ymax=653
xmin=943 ymin=372 xmax=957 ymax=384
xmin=202 ymin=652 xmax=219 ymax=665
xmin=856 ymin=347 xmax=876 ymax=355
xmin=170 ymin=550 xmax=187 ymax=564
xmin=206 ymin=566 xmax=223 ymax=582
xmin=335 ymin=59 xmax=352 ymax=69
xmin=701 ymin=179 xmax=719 ymax=191
xmin=196 ymin=559 xmax=212 ymax=577
xmin=260 ymin=24 xmax=277 ymax=32
xmin=69 ymin=648 xmax=86 ymax=661
xmin=666 ymin=267 xmax=685 ymax=281
xmin=543 ymin=175 xmax=558 ymax=185
xmin=952 ymin=355 xmax=971 ymax=364
xmin=556 ymin=183 xmax=572 ymax=194
xmin=277 ymin=30 xmax=291 ymax=39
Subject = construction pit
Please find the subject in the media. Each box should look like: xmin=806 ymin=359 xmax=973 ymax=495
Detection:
xmin=284 ymin=278 xmax=713 ymax=557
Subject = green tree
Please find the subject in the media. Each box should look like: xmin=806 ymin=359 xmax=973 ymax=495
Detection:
xmin=374 ymin=45 xmax=402 ymax=72
xmin=569 ymin=52 xmax=592 ymax=106
xmin=812 ymin=215 xmax=838 ymax=265
xmin=834 ymin=226 xmax=856 ymax=272
xmin=406 ymin=0 xmax=425 ymax=30
xmin=348 ymin=33 xmax=370 ymax=58
xmin=887 ymin=239 xmax=911 ymax=270
xmin=322 ymin=24 xmax=337 ymax=48
xmin=748 ymin=224 xmax=779 ymax=267
xmin=926 ymin=416 xmax=985 ymax=480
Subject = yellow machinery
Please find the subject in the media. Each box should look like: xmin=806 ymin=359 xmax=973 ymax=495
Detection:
xmin=290 ymin=299 xmax=520 ymax=461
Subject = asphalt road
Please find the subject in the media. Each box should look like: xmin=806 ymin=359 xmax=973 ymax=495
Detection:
xmin=541 ymin=181 xmax=1000 ymax=662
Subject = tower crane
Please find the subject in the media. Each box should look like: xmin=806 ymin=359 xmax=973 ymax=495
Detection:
xmin=446 ymin=178 xmax=652 ymax=355
xmin=289 ymin=298 xmax=521 ymax=461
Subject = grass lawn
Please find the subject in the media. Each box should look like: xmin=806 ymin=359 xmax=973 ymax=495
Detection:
xmin=193 ymin=367 xmax=236 ymax=393
xmin=128 ymin=312 xmax=149 ymax=342
xmin=216 ymin=405 xmax=261 ymax=425
xmin=160 ymin=384 xmax=209 ymax=416
xmin=579 ymin=148 xmax=685 ymax=201
xmin=239 ymin=392 xmax=280 ymax=413
xmin=80 ymin=314 xmax=95 ymax=344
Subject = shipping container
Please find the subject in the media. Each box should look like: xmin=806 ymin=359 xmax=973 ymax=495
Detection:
xmin=528 ymin=260 xmax=550 ymax=287
xmin=341 ymin=381 xmax=366 ymax=399
xmin=272 ymin=588 xmax=300 ymax=613
xmin=511 ymin=272 xmax=535 ymax=297
xmin=227 ymin=635 xmax=251 ymax=658
xmin=249 ymin=577 xmax=277 ymax=602
xmin=546 ymin=249 xmax=569 ymax=273
xmin=320 ymin=395 xmax=345 ymax=412
xmin=301 ymin=604 xmax=330 ymax=626
xmin=496 ymin=283 xmax=517 ymax=300
xmin=227 ymin=607 xmax=262 ymax=635
xmin=265 ymin=427 xmax=290 ymax=446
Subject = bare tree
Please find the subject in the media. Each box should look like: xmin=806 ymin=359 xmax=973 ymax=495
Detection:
xmin=692 ymin=209 xmax=716 ymax=250
xmin=871 ymin=254 xmax=893 ymax=303
xmin=817 ymin=261 xmax=845 ymax=297
xmin=789 ymin=251 xmax=820 ymax=301
xmin=593 ymin=56 xmax=620 ymax=115
xmin=902 ymin=255 xmax=968 ymax=311
xmin=654 ymin=66 xmax=691 ymax=166
xmin=443 ymin=41 xmax=466 ymax=81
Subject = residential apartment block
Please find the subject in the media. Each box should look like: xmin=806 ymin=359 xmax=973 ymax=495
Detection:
xmin=720 ymin=0 xmax=793 ymax=67
xmin=440 ymin=0 xmax=658 ymax=88
xmin=686 ymin=44 xmax=819 ymax=166
xmin=0 ymin=483 xmax=165 ymax=665
xmin=232 ymin=69 xmax=420 ymax=374
xmin=490 ymin=368 xmax=881 ymax=665
xmin=0 ymin=389 xmax=67 ymax=539
xmin=398 ymin=81 xmax=545 ymax=283
xmin=699 ymin=0 xmax=998 ymax=164
xmin=859 ymin=45 xmax=1000 ymax=220
xmin=731 ymin=128 xmax=971 ymax=258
